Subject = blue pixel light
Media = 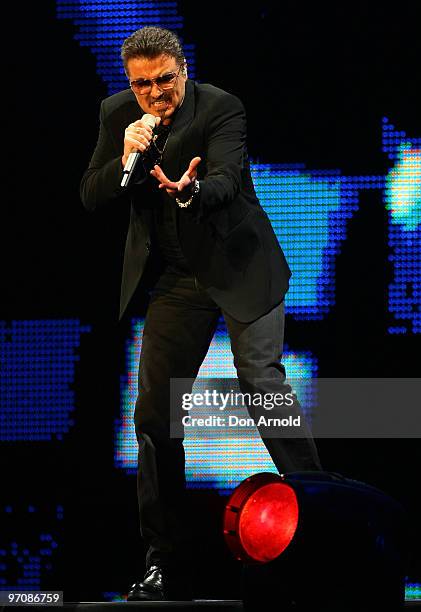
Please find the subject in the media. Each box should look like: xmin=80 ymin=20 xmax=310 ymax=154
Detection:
xmin=0 ymin=320 xmax=91 ymax=441
xmin=56 ymin=0 xmax=196 ymax=95
xmin=383 ymin=119 xmax=421 ymax=334
xmin=251 ymin=165 xmax=385 ymax=319
xmin=0 ymin=505 xmax=63 ymax=591
xmin=406 ymin=583 xmax=421 ymax=601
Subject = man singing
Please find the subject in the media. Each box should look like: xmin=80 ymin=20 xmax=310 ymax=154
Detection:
xmin=80 ymin=25 xmax=322 ymax=601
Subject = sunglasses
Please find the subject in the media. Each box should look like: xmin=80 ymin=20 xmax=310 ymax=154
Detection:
xmin=129 ymin=64 xmax=183 ymax=95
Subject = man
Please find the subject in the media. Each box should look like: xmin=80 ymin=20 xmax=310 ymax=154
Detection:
xmin=81 ymin=26 xmax=322 ymax=601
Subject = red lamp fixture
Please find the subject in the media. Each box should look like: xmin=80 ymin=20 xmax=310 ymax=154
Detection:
xmin=223 ymin=472 xmax=299 ymax=563
xmin=223 ymin=471 xmax=409 ymax=611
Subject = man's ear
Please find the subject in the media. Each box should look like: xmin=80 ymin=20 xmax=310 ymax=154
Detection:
xmin=182 ymin=63 xmax=188 ymax=78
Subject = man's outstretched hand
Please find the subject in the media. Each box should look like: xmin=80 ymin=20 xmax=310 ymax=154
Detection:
xmin=150 ymin=157 xmax=201 ymax=199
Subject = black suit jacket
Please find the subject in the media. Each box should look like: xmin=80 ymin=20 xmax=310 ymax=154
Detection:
xmin=80 ymin=79 xmax=291 ymax=322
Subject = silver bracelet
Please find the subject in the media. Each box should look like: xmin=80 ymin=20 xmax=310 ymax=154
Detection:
xmin=176 ymin=179 xmax=200 ymax=208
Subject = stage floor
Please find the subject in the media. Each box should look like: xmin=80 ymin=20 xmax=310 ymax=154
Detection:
xmin=61 ymin=599 xmax=421 ymax=610
xmin=2 ymin=599 xmax=421 ymax=611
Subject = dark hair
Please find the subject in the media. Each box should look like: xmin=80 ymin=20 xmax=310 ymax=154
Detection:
xmin=121 ymin=26 xmax=185 ymax=74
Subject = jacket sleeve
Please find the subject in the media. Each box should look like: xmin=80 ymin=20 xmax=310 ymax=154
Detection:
xmin=194 ymin=93 xmax=246 ymax=218
xmin=80 ymin=100 xmax=130 ymax=212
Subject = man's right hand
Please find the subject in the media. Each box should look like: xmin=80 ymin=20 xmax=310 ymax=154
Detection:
xmin=122 ymin=117 xmax=161 ymax=167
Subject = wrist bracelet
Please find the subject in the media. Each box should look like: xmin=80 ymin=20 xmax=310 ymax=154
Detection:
xmin=176 ymin=179 xmax=200 ymax=208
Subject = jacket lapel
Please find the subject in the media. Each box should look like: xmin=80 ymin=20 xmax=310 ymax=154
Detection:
xmin=160 ymin=79 xmax=196 ymax=180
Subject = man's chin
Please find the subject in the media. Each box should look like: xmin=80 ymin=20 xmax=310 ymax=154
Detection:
xmin=145 ymin=104 xmax=174 ymax=123
xmin=160 ymin=108 xmax=175 ymax=124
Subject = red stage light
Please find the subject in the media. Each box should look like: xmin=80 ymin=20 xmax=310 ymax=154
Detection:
xmin=239 ymin=482 xmax=299 ymax=562
xmin=224 ymin=473 xmax=299 ymax=563
xmin=225 ymin=472 xmax=408 ymax=610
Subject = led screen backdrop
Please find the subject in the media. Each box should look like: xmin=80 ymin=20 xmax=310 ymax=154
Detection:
xmin=1 ymin=0 xmax=420 ymax=600
xmin=52 ymin=0 xmax=420 ymax=490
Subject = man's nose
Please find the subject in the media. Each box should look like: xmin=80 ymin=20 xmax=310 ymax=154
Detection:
xmin=150 ymin=81 xmax=165 ymax=96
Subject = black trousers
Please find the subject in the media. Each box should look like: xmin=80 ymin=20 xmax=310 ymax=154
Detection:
xmin=134 ymin=266 xmax=322 ymax=571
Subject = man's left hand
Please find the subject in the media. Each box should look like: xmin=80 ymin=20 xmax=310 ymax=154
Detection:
xmin=150 ymin=157 xmax=201 ymax=199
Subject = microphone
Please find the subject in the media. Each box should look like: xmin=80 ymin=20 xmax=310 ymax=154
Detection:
xmin=121 ymin=113 xmax=158 ymax=187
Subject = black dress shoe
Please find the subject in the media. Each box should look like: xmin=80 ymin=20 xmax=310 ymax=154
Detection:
xmin=127 ymin=565 xmax=166 ymax=601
